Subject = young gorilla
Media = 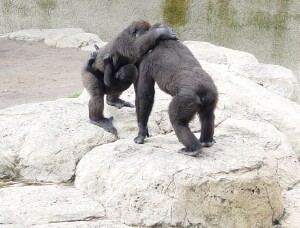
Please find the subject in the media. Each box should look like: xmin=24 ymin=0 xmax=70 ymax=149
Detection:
xmin=81 ymin=20 xmax=177 ymax=134
xmin=134 ymin=23 xmax=218 ymax=156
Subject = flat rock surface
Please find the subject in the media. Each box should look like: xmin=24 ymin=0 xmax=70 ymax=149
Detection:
xmin=0 ymin=38 xmax=87 ymax=109
xmin=0 ymin=184 xmax=105 ymax=226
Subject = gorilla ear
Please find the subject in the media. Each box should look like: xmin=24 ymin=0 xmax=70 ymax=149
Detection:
xmin=132 ymin=27 xmax=139 ymax=37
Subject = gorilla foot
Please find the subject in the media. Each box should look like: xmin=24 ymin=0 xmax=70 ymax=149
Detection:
xmin=107 ymin=97 xmax=134 ymax=109
xmin=89 ymin=51 xmax=97 ymax=60
xmin=134 ymin=135 xmax=145 ymax=144
xmin=90 ymin=116 xmax=117 ymax=135
xmin=178 ymin=147 xmax=202 ymax=157
xmin=134 ymin=127 xmax=149 ymax=144
xmin=200 ymin=139 xmax=216 ymax=147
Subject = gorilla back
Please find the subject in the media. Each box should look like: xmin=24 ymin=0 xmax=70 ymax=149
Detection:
xmin=135 ymin=28 xmax=218 ymax=156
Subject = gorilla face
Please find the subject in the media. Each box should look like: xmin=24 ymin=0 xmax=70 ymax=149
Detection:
xmin=128 ymin=20 xmax=151 ymax=38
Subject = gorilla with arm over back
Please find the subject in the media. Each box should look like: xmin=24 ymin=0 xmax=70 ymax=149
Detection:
xmin=81 ymin=20 xmax=177 ymax=134
xmin=134 ymin=23 xmax=218 ymax=156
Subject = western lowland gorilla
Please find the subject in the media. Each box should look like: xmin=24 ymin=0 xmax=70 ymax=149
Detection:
xmin=134 ymin=23 xmax=218 ymax=156
xmin=81 ymin=20 xmax=177 ymax=134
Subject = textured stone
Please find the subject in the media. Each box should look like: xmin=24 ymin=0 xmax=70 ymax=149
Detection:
xmin=0 ymin=184 xmax=105 ymax=226
xmin=184 ymin=41 xmax=259 ymax=65
xmin=55 ymin=33 xmax=102 ymax=49
xmin=200 ymin=61 xmax=300 ymax=158
xmin=0 ymin=98 xmax=116 ymax=183
xmin=0 ymin=183 xmax=130 ymax=227
xmin=8 ymin=29 xmax=45 ymax=42
xmin=229 ymin=63 xmax=300 ymax=103
xmin=43 ymin=28 xmax=85 ymax=46
xmin=75 ymin=119 xmax=300 ymax=227
xmin=281 ymin=184 xmax=300 ymax=227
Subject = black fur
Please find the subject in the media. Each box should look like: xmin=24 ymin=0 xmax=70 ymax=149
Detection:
xmin=81 ymin=21 xmax=177 ymax=134
xmin=134 ymin=23 xmax=218 ymax=156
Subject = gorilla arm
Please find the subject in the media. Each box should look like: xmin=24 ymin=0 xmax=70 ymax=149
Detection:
xmin=132 ymin=25 xmax=177 ymax=62
xmin=112 ymin=25 xmax=177 ymax=64
xmin=134 ymin=71 xmax=156 ymax=144
xmin=103 ymin=25 xmax=177 ymax=86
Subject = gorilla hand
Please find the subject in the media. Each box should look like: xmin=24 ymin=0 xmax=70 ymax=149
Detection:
xmin=155 ymin=25 xmax=178 ymax=40
xmin=103 ymin=53 xmax=112 ymax=64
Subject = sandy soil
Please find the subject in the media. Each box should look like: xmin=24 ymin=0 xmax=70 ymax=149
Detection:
xmin=0 ymin=39 xmax=89 ymax=109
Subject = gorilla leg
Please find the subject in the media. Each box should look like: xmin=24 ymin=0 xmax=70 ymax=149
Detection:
xmin=88 ymin=94 xmax=117 ymax=135
xmin=169 ymin=95 xmax=202 ymax=156
xmin=198 ymin=105 xmax=216 ymax=147
xmin=106 ymin=64 xmax=138 ymax=109
xmin=134 ymin=75 xmax=155 ymax=144
xmin=81 ymin=64 xmax=117 ymax=134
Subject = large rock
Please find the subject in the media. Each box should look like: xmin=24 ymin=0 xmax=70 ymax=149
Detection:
xmin=184 ymin=41 xmax=259 ymax=65
xmin=183 ymin=41 xmax=300 ymax=103
xmin=75 ymin=118 xmax=300 ymax=227
xmin=199 ymin=61 xmax=300 ymax=158
xmin=4 ymin=28 xmax=104 ymax=49
xmin=0 ymin=184 xmax=129 ymax=227
xmin=6 ymin=28 xmax=83 ymax=42
xmin=229 ymin=63 xmax=300 ymax=103
xmin=55 ymin=33 xmax=102 ymax=49
xmin=43 ymin=28 xmax=85 ymax=46
xmin=0 ymin=98 xmax=116 ymax=183
xmin=7 ymin=29 xmax=45 ymax=42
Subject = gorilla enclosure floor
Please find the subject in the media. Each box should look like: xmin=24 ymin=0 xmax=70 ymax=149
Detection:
xmin=0 ymin=39 xmax=88 ymax=109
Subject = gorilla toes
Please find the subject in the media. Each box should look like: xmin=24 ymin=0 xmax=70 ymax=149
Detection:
xmin=134 ymin=135 xmax=145 ymax=144
xmin=107 ymin=97 xmax=134 ymax=109
xmin=200 ymin=139 xmax=216 ymax=147
xmin=89 ymin=51 xmax=97 ymax=60
xmin=178 ymin=147 xmax=202 ymax=157
xmin=90 ymin=117 xmax=117 ymax=135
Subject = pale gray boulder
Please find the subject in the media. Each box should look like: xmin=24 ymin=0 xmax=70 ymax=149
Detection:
xmin=43 ymin=28 xmax=85 ymax=46
xmin=55 ymin=33 xmax=102 ymax=49
xmin=229 ymin=63 xmax=300 ymax=103
xmin=184 ymin=41 xmax=300 ymax=103
xmin=184 ymin=41 xmax=259 ymax=65
xmin=0 ymin=184 xmax=125 ymax=227
xmin=7 ymin=29 xmax=45 ymax=42
xmin=3 ymin=28 xmax=104 ymax=50
xmin=75 ymin=118 xmax=300 ymax=227
xmin=201 ymin=61 xmax=300 ymax=159
xmin=0 ymin=98 xmax=116 ymax=183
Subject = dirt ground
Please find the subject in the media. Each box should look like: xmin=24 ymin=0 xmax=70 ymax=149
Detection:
xmin=0 ymin=39 xmax=89 ymax=109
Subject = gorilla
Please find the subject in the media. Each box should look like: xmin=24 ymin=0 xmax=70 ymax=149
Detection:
xmin=81 ymin=20 xmax=177 ymax=134
xmin=134 ymin=23 xmax=218 ymax=156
